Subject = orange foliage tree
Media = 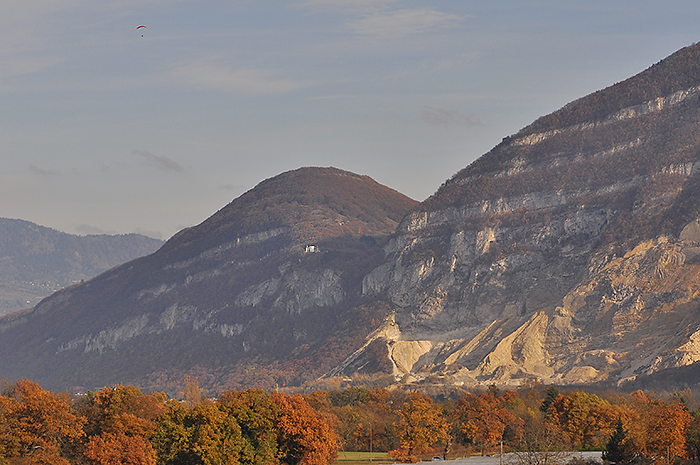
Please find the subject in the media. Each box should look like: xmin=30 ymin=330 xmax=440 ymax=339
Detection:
xmin=628 ymin=393 xmax=691 ymax=463
xmin=0 ymin=393 xmax=18 ymax=461
xmin=1 ymin=379 xmax=85 ymax=465
xmin=78 ymin=385 xmax=166 ymax=465
xmin=391 ymin=392 xmax=451 ymax=461
xmin=548 ymin=391 xmax=625 ymax=448
xmin=85 ymin=431 xmax=156 ymax=465
xmin=454 ymin=390 xmax=524 ymax=455
xmin=272 ymin=392 xmax=338 ymax=465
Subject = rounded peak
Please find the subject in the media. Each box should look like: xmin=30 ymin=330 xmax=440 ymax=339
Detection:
xmin=250 ymin=166 xmax=375 ymax=194
xmin=162 ymin=167 xmax=417 ymax=256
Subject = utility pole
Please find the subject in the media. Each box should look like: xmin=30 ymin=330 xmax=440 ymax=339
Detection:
xmin=370 ymin=421 xmax=373 ymax=462
xmin=500 ymin=438 xmax=503 ymax=465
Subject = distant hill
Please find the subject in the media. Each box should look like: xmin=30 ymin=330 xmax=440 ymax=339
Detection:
xmin=0 ymin=218 xmax=164 ymax=315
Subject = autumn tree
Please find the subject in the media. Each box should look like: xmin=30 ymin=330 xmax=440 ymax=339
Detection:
xmin=2 ymin=379 xmax=85 ymax=465
xmin=631 ymin=396 xmax=691 ymax=463
xmin=184 ymin=376 xmax=204 ymax=409
xmin=510 ymin=416 xmax=568 ymax=465
xmin=0 ymin=394 xmax=16 ymax=464
xmin=152 ymin=400 xmax=245 ymax=465
xmin=79 ymin=385 xmax=167 ymax=436
xmin=548 ymin=391 xmax=621 ymax=449
xmin=271 ymin=392 xmax=338 ymax=465
xmin=85 ymin=432 xmax=157 ymax=465
xmin=325 ymin=387 xmax=400 ymax=453
xmin=391 ymin=392 xmax=451 ymax=462
xmin=78 ymin=384 xmax=166 ymax=465
xmin=218 ymin=389 xmax=279 ymax=465
xmin=454 ymin=390 xmax=524 ymax=455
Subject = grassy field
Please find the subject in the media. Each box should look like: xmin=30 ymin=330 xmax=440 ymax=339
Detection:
xmin=335 ymin=451 xmax=393 ymax=465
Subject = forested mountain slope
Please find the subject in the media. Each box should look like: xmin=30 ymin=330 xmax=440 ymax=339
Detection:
xmin=0 ymin=168 xmax=417 ymax=392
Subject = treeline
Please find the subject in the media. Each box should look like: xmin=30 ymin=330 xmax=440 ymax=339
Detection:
xmin=2 ymin=380 xmax=700 ymax=465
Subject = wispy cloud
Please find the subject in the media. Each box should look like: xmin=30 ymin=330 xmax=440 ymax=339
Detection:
xmin=171 ymin=58 xmax=317 ymax=95
xmin=349 ymin=8 xmax=463 ymax=39
xmin=420 ymin=106 xmax=482 ymax=127
xmin=0 ymin=55 xmax=62 ymax=81
xmin=29 ymin=164 xmax=58 ymax=176
xmin=297 ymin=0 xmax=399 ymax=12
xmin=133 ymin=150 xmax=184 ymax=172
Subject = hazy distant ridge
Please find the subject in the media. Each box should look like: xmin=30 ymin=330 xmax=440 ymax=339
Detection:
xmin=0 ymin=218 xmax=164 ymax=315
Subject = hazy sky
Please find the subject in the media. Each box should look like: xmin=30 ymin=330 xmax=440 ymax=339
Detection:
xmin=2 ymin=1 xmax=699 ymax=239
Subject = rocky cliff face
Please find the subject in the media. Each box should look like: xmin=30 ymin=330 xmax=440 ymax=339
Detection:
xmin=329 ymin=43 xmax=700 ymax=388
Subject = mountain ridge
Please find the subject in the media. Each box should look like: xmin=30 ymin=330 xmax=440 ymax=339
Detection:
xmin=345 ymin=42 xmax=700 ymax=389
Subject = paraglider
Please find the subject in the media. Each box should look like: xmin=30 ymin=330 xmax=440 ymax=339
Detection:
xmin=136 ymin=25 xmax=147 ymax=37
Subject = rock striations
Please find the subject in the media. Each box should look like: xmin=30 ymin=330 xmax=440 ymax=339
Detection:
xmin=6 ymin=44 xmax=700 ymax=392
xmin=336 ymin=43 xmax=700 ymax=388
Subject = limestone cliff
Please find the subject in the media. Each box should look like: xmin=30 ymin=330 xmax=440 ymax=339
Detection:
xmin=329 ymin=43 xmax=700 ymax=388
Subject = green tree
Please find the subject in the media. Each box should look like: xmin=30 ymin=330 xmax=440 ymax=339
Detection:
xmin=324 ymin=387 xmax=399 ymax=453
xmin=218 ymin=389 xmax=279 ymax=465
xmin=152 ymin=401 xmax=245 ymax=465
xmin=602 ymin=419 xmax=636 ymax=465
xmin=686 ymin=410 xmax=700 ymax=462
xmin=540 ymin=387 xmax=559 ymax=415
xmin=151 ymin=401 xmax=192 ymax=464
